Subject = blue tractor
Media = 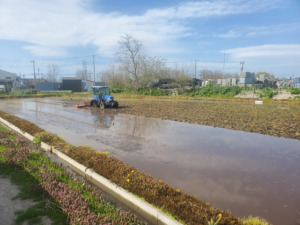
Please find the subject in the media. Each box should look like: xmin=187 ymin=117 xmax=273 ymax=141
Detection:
xmin=90 ymin=86 xmax=118 ymax=109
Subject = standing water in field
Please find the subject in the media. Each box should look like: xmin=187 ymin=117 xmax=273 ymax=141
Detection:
xmin=0 ymin=97 xmax=299 ymax=225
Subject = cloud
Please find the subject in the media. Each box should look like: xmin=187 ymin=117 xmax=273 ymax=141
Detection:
xmin=22 ymin=45 xmax=67 ymax=57
xmin=226 ymin=44 xmax=300 ymax=58
xmin=0 ymin=0 xmax=285 ymax=57
xmin=224 ymin=44 xmax=300 ymax=74
xmin=218 ymin=23 xmax=300 ymax=39
xmin=146 ymin=0 xmax=282 ymax=19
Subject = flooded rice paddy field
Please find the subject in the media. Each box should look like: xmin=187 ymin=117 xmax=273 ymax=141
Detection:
xmin=0 ymin=97 xmax=299 ymax=225
xmin=116 ymin=98 xmax=300 ymax=140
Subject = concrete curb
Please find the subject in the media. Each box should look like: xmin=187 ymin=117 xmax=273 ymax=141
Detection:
xmin=0 ymin=117 xmax=181 ymax=225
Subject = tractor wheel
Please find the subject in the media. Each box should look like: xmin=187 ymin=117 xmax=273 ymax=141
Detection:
xmin=90 ymin=100 xmax=97 ymax=107
xmin=113 ymin=101 xmax=118 ymax=108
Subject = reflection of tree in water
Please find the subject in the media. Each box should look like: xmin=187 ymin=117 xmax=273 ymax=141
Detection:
xmin=121 ymin=114 xmax=167 ymax=137
xmin=89 ymin=108 xmax=116 ymax=128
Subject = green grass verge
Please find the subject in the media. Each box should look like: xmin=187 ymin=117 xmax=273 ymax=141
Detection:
xmin=0 ymin=125 xmax=67 ymax=225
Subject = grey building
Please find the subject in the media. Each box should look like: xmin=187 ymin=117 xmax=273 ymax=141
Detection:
xmin=62 ymin=77 xmax=82 ymax=92
xmin=82 ymin=80 xmax=94 ymax=92
xmin=35 ymin=82 xmax=61 ymax=91
xmin=0 ymin=69 xmax=20 ymax=92
xmin=238 ymin=72 xmax=256 ymax=86
xmin=217 ymin=78 xmax=238 ymax=87
xmin=293 ymin=77 xmax=300 ymax=88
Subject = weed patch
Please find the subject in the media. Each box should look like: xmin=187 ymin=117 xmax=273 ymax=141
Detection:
xmin=186 ymin=83 xmax=242 ymax=98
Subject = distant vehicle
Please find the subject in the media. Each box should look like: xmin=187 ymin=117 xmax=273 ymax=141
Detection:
xmin=90 ymin=86 xmax=118 ymax=109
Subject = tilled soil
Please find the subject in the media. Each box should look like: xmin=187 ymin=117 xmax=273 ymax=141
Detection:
xmin=114 ymin=98 xmax=300 ymax=140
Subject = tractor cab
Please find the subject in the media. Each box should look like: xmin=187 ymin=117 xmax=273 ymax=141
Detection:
xmin=92 ymin=86 xmax=110 ymax=96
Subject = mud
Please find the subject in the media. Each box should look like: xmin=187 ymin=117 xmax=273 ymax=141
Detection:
xmin=115 ymin=98 xmax=300 ymax=140
xmin=0 ymin=97 xmax=300 ymax=225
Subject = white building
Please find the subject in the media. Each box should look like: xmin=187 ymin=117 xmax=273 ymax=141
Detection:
xmin=0 ymin=69 xmax=21 ymax=92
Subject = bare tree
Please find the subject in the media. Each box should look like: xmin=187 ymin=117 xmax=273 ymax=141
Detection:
xmin=140 ymin=56 xmax=167 ymax=92
xmin=76 ymin=60 xmax=92 ymax=80
xmin=100 ymin=64 xmax=132 ymax=90
xmin=46 ymin=64 xmax=60 ymax=82
xmin=117 ymin=34 xmax=143 ymax=92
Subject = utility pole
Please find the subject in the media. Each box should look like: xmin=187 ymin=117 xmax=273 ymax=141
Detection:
xmin=31 ymin=60 xmax=36 ymax=88
xmin=93 ymin=55 xmax=96 ymax=83
xmin=222 ymin=51 xmax=225 ymax=87
xmin=240 ymin=61 xmax=245 ymax=75
xmin=222 ymin=51 xmax=225 ymax=78
xmin=194 ymin=60 xmax=197 ymax=79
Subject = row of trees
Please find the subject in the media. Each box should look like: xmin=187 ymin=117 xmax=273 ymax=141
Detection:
xmin=40 ymin=34 xmax=274 ymax=91
xmin=100 ymin=34 xmax=240 ymax=93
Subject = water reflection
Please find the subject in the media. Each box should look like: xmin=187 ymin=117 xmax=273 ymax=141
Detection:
xmin=0 ymin=98 xmax=299 ymax=225
xmin=90 ymin=109 xmax=115 ymax=128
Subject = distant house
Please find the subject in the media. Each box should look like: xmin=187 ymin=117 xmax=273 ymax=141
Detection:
xmin=0 ymin=69 xmax=20 ymax=92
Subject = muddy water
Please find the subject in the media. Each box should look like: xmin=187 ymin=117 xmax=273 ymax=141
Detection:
xmin=1 ymin=97 xmax=299 ymax=225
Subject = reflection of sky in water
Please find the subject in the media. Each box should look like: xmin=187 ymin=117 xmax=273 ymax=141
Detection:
xmin=0 ymin=98 xmax=299 ymax=225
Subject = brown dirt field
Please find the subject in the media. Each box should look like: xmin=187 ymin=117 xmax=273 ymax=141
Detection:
xmin=113 ymin=98 xmax=300 ymax=140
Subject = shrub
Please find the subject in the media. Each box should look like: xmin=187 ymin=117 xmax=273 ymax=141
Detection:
xmin=258 ymin=88 xmax=278 ymax=99
xmin=23 ymin=89 xmax=38 ymax=94
xmin=187 ymin=84 xmax=242 ymax=98
xmin=111 ymin=88 xmax=123 ymax=93
xmin=290 ymin=88 xmax=300 ymax=95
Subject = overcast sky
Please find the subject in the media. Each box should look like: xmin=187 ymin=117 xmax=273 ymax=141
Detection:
xmin=0 ymin=0 xmax=299 ymax=78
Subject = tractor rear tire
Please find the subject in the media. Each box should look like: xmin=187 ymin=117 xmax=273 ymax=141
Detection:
xmin=113 ymin=101 xmax=118 ymax=108
xmin=90 ymin=100 xmax=97 ymax=107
